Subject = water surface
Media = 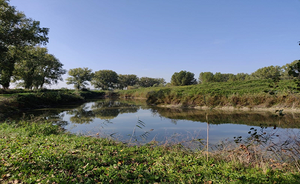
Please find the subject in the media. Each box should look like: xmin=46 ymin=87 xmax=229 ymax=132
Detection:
xmin=21 ymin=99 xmax=300 ymax=149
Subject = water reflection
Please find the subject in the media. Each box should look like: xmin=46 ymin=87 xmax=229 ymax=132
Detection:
xmin=16 ymin=99 xmax=300 ymax=148
xmin=67 ymin=104 xmax=95 ymax=124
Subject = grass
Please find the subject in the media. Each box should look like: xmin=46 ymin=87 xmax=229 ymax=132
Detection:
xmin=1 ymin=121 xmax=300 ymax=183
xmin=118 ymin=79 xmax=300 ymax=109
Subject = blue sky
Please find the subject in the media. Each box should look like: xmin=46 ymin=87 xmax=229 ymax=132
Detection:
xmin=9 ymin=0 xmax=300 ymax=88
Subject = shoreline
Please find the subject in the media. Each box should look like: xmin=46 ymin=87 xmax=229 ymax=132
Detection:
xmin=157 ymin=104 xmax=300 ymax=113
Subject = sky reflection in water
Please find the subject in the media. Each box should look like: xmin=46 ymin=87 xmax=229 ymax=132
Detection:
xmin=47 ymin=99 xmax=300 ymax=146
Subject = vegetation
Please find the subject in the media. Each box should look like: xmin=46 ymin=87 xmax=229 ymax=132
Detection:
xmin=0 ymin=89 xmax=105 ymax=120
xmin=0 ymin=0 xmax=49 ymax=89
xmin=12 ymin=46 xmax=66 ymax=89
xmin=171 ymin=70 xmax=197 ymax=86
xmin=0 ymin=121 xmax=299 ymax=183
xmin=118 ymin=74 xmax=139 ymax=90
xmin=91 ymin=70 xmax=119 ymax=90
xmin=118 ymin=79 xmax=300 ymax=109
xmin=138 ymin=77 xmax=166 ymax=88
xmin=66 ymin=68 xmax=93 ymax=90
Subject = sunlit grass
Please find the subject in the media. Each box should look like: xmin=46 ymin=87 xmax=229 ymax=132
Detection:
xmin=0 ymin=121 xmax=299 ymax=183
xmin=118 ymin=79 xmax=300 ymax=109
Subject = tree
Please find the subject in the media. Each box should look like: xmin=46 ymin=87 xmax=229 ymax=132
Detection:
xmin=13 ymin=46 xmax=66 ymax=89
xmin=171 ymin=70 xmax=197 ymax=86
xmin=118 ymin=74 xmax=138 ymax=89
xmin=287 ymin=60 xmax=300 ymax=79
xmin=250 ymin=65 xmax=281 ymax=80
xmin=227 ymin=74 xmax=237 ymax=82
xmin=280 ymin=60 xmax=300 ymax=80
xmin=139 ymin=77 xmax=165 ymax=87
xmin=91 ymin=70 xmax=118 ymax=90
xmin=236 ymin=73 xmax=250 ymax=81
xmin=0 ymin=0 xmax=49 ymax=88
xmin=199 ymin=72 xmax=214 ymax=84
xmin=66 ymin=68 xmax=92 ymax=90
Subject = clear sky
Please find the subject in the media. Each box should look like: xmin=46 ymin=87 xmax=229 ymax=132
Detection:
xmin=9 ymin=0 xmax=300 ymax=88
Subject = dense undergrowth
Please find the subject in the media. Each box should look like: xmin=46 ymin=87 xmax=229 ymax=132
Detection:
xmin=1 ymin=121 xmax=300 ymax=183
xmin=118 ymin=79 xmax=300 ymax=109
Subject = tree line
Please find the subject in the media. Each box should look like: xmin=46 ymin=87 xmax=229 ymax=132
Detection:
xmin=0 ymin=0 xmax=65 ymax=89
xmin=66 ymin=68 xmax=165 ymax=90
xmin=2 ymin=0 xmax=300 ymax=90
xmin=171 ymin=60 xmax=300 ymax=86
xmin=67 ymin=59 xmax=300 ymax=90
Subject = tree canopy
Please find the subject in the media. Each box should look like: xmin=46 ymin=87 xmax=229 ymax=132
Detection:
xmin=287 ymin=60 xmax=300 ymax=79
xmin=118 ymin=74 xmax=138 ymax=89
xmin=12 ymin=46 xmax=66 ymax=89
xmin=171 ymin=70 xmax=197 ymax=86
xmin=139 ymin=77 xmax=165 ymax=87
xmin=0 ymin=0 xmax=49 ymax=88
xmin=250 ymin=65 xmax=281 ymax=80
xmin=199 ymin=72 xmax=214 ymax=84
xmin=66 ymin=68 xmax=93 ymax=90
xmin=91 ymin=70 xmax=119 ymax=90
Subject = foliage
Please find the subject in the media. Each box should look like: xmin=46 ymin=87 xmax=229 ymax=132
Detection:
xmin=0 ymin=0 xmax=49 ymax=88
xmin=118 ymin=79 xmax=300 ymax=108
xmin=0 ymin=122 xmax=299 ymax=183
xmin=91 ymin=70 xmax=118 ymax=90
xmin=118 ymin=74 xmax=138 ymax=89
xmin=287 ymin=60 xmax=300 ymax=79
xmin=139 ymin=77 xmax=165 ymax=87
xmin=66 ymin=67 xmax=93 ymax=90
xmin=12 ymin=46 xmax=66 ymax=89
xmin=250 ymin=65 xmax=281 ymax=80
xmin=199 ymin=72 xmax=250 ymax=84
xmin=199 ymin=72 xmax=214 ymax=84
xmin=171 ymin=70 xmax=197 ymax=86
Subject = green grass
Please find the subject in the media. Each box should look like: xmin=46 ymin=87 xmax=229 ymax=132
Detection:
xmin=118 ymin=79 xmax=300 ymax=108
xmin=0 ymin=121 xmax=300 ymax=183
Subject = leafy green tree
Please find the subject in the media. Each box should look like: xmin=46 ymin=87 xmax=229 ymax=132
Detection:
xmin=287 ymin=60 xmax=300 ymax=91
xmin=236 ymin=73 xmax=250 ymax=81
xmin=91 ymin=70 xmax=118 ymax=90
xmin=227 ymin=74 xmax=237 ymax=82
xmin=250 ymin=65 xmax=281 ymax=80
xmin=13 ymin=46 xmax=66 ymax=89
xmin=171 ymin=70 xmax=197 ymax=86
xmin=0 ymin=0 xmax=49 ymax=88
xmin=118 ymin=74 xmax=138 ymax=89
xmin=281 ymin=60 xmax=300 ymax=79
xmin=199 ymin=72 xmax=214 ymax=84
xmin=213 ymin=72 xmax=224 ymax=82
xmin=66 ymin=68 xmax=93 ymax=90
xmin=32 ymin=50 xmax=66 ymax=89
xmin=139 ymin=77 xmax=165 ymax=87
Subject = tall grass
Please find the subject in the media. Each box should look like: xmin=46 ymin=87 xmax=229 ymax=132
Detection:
xmin=118 ymin=79 xmax=300 ymax=109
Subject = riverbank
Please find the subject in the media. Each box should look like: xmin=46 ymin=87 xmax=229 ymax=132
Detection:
xmin=0 ymin=89 xmax=105 ymax=120
xmin=1 ymin=121 xmax=299 ymax=183
xmin=118 ymin=79 xmax=300 ymax=112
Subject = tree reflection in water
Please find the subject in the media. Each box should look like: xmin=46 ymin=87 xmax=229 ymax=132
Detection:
xmin=67 ymin=104 xmax=95 ymax=124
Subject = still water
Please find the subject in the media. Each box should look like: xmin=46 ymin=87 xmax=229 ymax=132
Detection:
xmin=26 ymin=99 xmax=300 ymax=147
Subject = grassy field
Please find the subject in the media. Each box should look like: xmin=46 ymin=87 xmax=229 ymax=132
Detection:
xmin=1 ymin=121 xmax=300 ymax=183
xmin=118 ymin=79 xmax=300 ymax=109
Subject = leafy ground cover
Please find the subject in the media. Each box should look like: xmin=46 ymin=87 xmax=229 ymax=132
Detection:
xmin=1 ymin=121 xmax=300 ymax=183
